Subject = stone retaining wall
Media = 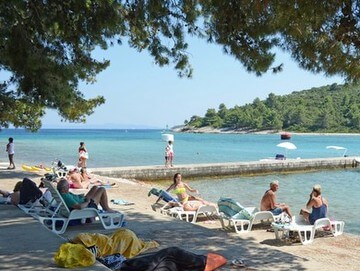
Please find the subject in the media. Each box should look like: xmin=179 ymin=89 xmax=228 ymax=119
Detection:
xmin=90 ymin=157 xmax=359 ymax=181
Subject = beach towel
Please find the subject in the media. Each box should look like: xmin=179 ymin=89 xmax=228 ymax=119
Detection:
xmin=217 ymin=197 xmax=252 ymax=220
xmin=71 ymin=228 xmax=159 ymax=258
xmin=54 ymin=243 xmax=96 ymax=268
xmin=111 ymin=199 xmax=135 ymax=206
xmin=99 ymin=183 xmax=119 ymax=189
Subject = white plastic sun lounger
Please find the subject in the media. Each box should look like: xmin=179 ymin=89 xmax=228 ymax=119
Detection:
xmin=166 ymin=205 xmax=219 ymax=223
xmin=36 ymin=180 xmax=125 ymax=234
xmin=18 ymin=188 xmax=58 ymax=216
xmin=218 ymin=198 xmax=281 ymax=233
xmin=272 ymin=216 xmax=345 ymax=245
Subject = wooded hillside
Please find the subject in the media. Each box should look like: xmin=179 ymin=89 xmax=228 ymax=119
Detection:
xmin=184 ymin=83 xmax=360 ymax=133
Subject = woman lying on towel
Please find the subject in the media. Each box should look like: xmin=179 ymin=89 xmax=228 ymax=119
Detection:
xmin=160 ymin=173 xmax=216 ymax=211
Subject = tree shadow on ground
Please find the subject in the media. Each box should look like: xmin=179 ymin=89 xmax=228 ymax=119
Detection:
xmin=0 ymin=169 xmax=41 ymax=180
xmin=63 ymin=210 xmax=309 ymax=271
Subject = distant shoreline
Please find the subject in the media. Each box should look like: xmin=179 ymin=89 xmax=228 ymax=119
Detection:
xmin=172 ymin=126 xmax=360 ymax=136
xmin=2 ymin=126 xmax=360 ymax=136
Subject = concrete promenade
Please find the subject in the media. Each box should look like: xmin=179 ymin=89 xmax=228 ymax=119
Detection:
xmin=90 ymin=157 xmax=359 ymax=181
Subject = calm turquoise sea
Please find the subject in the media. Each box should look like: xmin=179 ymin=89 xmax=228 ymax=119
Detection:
xmin=1 ymin=129 xmax=359 ymax=235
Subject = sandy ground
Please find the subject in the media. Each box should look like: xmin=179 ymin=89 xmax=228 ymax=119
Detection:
xmin=1 ymin=163 xmax=359 ymax=271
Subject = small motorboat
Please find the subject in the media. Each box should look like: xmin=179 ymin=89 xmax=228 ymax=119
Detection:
xmin=280 ymin=132 xmax=291 ymax=140
xmin=161 ymin=133 xmax=174 ymax=142
xmin=326 ymin=146 xmax=348 ymax=157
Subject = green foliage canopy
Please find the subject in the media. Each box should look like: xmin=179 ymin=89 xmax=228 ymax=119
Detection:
xmin=1 ymin=1 xmax=360 ymax=130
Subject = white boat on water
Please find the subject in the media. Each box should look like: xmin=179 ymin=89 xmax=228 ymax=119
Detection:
xmin=326 ymin=146 xmax=347 ymax=157
xmin=161 ymin=133 xmax=174 ymax=142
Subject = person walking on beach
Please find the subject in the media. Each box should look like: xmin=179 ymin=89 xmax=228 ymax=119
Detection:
xmin=300 ymin=184 xmax=328 ymax=224
xmin=167 ymin=140 xmax=174 ymax=167
xmin=78 ymin=142 xmax=88 ymax=168
xmin=6 ymin=137 xmax=15 ymax=169
xmin=260 ymin=180 xmax=293 ymax=219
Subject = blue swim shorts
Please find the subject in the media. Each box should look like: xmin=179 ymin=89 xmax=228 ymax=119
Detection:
xmin=270 ymin=207 xmax=282 ymax=216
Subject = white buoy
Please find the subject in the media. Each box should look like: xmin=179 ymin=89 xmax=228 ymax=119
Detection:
xmin=162 ymin=133 xmax=174 ymax=142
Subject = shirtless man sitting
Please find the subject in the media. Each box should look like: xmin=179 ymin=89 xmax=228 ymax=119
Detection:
xmin=260 ymin=180 xmax=293 ymax=219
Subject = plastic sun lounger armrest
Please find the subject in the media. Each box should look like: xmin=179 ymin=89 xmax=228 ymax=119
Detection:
xmin=331 ymin=220 xmax=345 ymax=236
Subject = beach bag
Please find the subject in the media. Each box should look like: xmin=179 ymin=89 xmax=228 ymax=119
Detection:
xmin=19 ymin=178 xmax=43 ymax=204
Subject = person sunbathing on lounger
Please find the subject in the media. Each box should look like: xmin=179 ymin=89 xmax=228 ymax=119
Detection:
xmin=160 ymin=173 xmax=216 ymax=211
xmin=57 ymin=178 xmax=115 ymax=212
xmin=80 ymin=168 xmax=117 ymax=187
xmin=300 ymin=184 xmax=328 ymax=224
xmin=67 ymin=168 xmax=115 ymax=189
xmin=260 ymin=180 xmax=293 ymax=219
xmin=66 ymin=168 xmax=91 ymax=189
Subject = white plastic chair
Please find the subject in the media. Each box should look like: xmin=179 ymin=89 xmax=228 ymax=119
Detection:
xmin=273 ymin=216 xmax=345 ymax=245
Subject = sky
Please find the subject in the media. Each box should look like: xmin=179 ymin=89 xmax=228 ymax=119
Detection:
xmin=41 ymin=37 xmax=344 ymax=129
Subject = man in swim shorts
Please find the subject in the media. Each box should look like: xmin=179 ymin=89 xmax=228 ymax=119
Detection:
xmin=260 ymin=180 xmax=293 ymax=219
xmin=57 ymin=178 xmax=115 ymax=212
